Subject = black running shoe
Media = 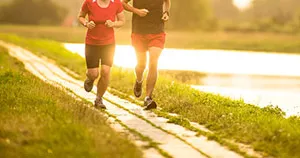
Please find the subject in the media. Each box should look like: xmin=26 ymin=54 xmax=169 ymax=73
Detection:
xmin=94 ymin=97 xmax=106 ymax=109
xmin=144 ymin=97 xmax=157 ymax=110
xmin=134 ymin=80 xmax=143 ymax=98
xmin=84 ymin=78 xmax=94 ymax=92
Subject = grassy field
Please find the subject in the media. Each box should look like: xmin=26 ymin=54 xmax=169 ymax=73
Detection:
xmin=0 ymin=47 xmax=142 ymax=158
xmin=110 ymin=69 xmax=300 ymax=158
xmin=1 ymin=24 xmax=300 ymax=53
xmin=1 ymin=34 xmax=300 ymax=158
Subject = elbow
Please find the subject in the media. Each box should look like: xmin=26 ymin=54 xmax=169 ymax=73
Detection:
xmin=120 ymin=18 xmax=126 ymax=27
xmin=77 ymin=15 xmax=83 ymax=22
xmin=115 ymin=19 xmax=125 ymax=28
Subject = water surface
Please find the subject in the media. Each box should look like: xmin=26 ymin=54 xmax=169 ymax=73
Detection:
xmin=65 ymin=43 xmax=300 ymax=116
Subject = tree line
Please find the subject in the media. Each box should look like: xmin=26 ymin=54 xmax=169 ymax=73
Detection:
xmin=241 ymin=0 xmax=300 ymax=33
xmin=0 ymin=0 xmax=299 ymax=33
xmin=0 ymin=0 xmax=67 ymax=25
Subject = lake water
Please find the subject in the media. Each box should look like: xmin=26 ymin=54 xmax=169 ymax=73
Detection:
xmin=64 ymin=43 xmax=300 ymax=117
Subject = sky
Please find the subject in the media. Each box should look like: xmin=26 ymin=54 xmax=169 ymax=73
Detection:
xmin=233 ymin=0 xmax=252 ymax=10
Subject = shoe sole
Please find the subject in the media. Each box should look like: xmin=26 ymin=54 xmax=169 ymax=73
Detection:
xmin=144 ymin=101 xmax=157 ymax=110
xmin=134 ymin=91 xmax=142 ymax=98
xmin=84 ymin=86 xmax=93 ymax=92
xmin=95 ymin=105 xmax=106 ymax=109
xmin=134 ymin=82 xmax=142 ymax=98
xmin=84 ymin=81 xmax=93 ymax=92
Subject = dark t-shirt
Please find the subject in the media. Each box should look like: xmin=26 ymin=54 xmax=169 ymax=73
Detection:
xmin=132 ymin=0 xmax=164 ymax=34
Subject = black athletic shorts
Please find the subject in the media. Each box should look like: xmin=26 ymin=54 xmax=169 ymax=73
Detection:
xmin=85 ymin=43 xmax=115 ymax=68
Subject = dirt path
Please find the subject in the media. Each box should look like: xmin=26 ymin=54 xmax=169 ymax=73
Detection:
xmin=1 ymin=41 xmax=246 ymax=158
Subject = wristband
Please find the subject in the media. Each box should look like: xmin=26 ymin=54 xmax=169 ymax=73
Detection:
xmin=83 ymin=21 xmax=88 ymax=27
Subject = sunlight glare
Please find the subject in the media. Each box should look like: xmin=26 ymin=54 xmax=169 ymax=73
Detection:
xmin=64 ymin=43 xmax=300 ymax=116
xmin=233 ymin=0 xmax=252 ymax=10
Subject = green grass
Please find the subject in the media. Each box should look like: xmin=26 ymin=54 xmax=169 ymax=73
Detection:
xmin=0 ymin=33 xmax=86 ymax=79
xmin=106 ymin=88 xmax=254 ymax=157
xmin=1 ymin=34 xmax=300 ymax=158
xmin=110 ymin=69 xmax=300 ymax=158
xmin=1 ymin=24 xmax=300 ymax=53
xmin=0 ymin=47 xmax=142 ymax=158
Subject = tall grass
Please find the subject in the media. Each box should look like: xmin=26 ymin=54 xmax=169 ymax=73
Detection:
xmin=110 ymin=68 xmax=300 ymax=158
xmin=0 ymin=47 xmax=142 ymax=158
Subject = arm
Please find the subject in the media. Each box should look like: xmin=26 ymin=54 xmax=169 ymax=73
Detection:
xmin=122 ymin=0 xmax=135 ymax=12
xmin=162 ymin=0 xmax=171 ymax=21
xmin=114 ymin=11 xmax=126 ymax=28
xmin=122 ymin=0 xmax=149 ymax=17
xmin=78 ymin=11 xmax=88 ymax=27
xmin=78 ymin=2 xmax=95 ymax=29
xmin=163 ymin=0 xmax=171 ymax=14
xmin=105 ymin=11 xmax=126 ymax=28
xmin=105 ymin=1 xmax=126 ymax=28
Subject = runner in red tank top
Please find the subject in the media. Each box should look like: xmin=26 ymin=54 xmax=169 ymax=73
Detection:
xmin=123 ymin=0 xmax=171 ymax=110
xmin=78 ymin=0 xmax=125 ymax=109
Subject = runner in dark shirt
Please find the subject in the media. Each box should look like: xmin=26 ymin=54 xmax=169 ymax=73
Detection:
xmin=132 ymin=0 xmax=165 ymax=34
xmin=123 ymin=0 xmax=171 ymax=110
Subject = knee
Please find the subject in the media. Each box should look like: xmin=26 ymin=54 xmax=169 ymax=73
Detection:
xmin=100 ymin=69 xmax=110 ymax=79
xmin=148 ymin=60 xmax=158 ymax=70
xmin=136 ymin=60 xmax=146 ymax=70
xmin=87 ymin=71 xmax=99 ymax=80
xmin=136 ymin=64 xmax=146 ymax=71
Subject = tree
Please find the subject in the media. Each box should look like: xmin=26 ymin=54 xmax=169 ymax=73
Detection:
xmin=212 ymin=0 xmax=240 ymax=20
xmin=245 ymin=0 xmax=300 ymax=25
xmin=236 ymin=0 xmax=300 ymax=33
xmin=168 ymin=0 xmax=212 ymax=29
xmin=0 ymin=0 xmax=67 ymax=25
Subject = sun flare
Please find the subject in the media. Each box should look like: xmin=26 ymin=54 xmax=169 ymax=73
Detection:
xmin=233 ymin=0 xmax=252 ymax=10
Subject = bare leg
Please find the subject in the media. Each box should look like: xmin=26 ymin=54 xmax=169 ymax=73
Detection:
xmin=146 ymin=47 xmax=162 ymax=98
xmin=135 ymin=51 xmax=147 ymax=82
xmin=96 ymin=65 xmax=111 ymax=98
xmin=86 ymin=68 xmax=99 ymax=81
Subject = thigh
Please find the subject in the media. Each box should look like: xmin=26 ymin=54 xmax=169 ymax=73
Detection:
xmin=131 ymin=33 xmax=148 ymax=53
xmin=100 ymin=43 xmax=116 ymax=67
xmin=148 ymin=47 xmax=163 ymax=64
xmin=86 ymin=67 xmax=99 ymax=78
xmin=135 ymin=50 xmax=147 ymax=66
xmin=85 ymin=44 xmax=101 ymax=69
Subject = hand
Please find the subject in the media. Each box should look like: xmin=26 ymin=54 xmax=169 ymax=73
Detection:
xmin=135 ymin=8 xmax=149 ymax=17
xmin=105 ymin=20 xmax=115 ymax=28
xmin=162 ymin=12 xmax=169 ymax=22
xmin=86 ymin=21 xmax=96 ymax=29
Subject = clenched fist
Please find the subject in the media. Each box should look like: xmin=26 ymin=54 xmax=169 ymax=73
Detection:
xmin=135 ymin=9 xmax=149 ymax=17
xmin=85 ymin=21 xmax=96 ymax=29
